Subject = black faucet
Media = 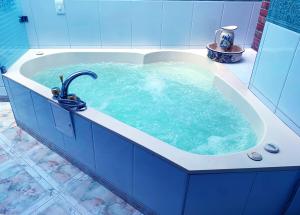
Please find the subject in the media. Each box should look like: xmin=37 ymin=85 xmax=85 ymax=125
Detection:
xmin=59 ymin=70 xmax=98 ymax=99
xmin=52 ymin=70 xmax=98 ymax=111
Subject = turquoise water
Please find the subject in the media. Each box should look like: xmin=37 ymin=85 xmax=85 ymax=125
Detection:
xmin=32 ymin=62 xmax=257 ymax=155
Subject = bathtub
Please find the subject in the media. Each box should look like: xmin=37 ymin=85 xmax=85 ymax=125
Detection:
xmin=3 ymin=49 xmax=300 ymax=215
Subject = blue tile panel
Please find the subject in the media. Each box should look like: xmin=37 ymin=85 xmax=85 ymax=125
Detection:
xmin=285 ymin=180 xmax=300 ymax=215
xmin=243 ymin=171 xmax=300 ymax=215
xmin=133 ymin=146 xmax=187 ymax=215
xmin=22 ymin=0 xmax=260 ymax=48
xmin=92 ymin=123 xmax=133 ymax=195
xmin=63 ymin=113 xmax=95 ymax=171
xmin=184 ymin=172 xmax=255 ymax=215
xmin=31 ymin=92 xmax=65 ymax=149
xmin=250 ymin=22 xmax=300 ymax=136
xmin=267 ymin=0 xmax=300 ymax=33
xmin=0 ymin=0 xmax=29 ymax=97
xmin=5 ymin=80 xmax=38 ymax=133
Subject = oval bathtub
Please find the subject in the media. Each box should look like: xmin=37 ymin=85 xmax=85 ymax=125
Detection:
xmin=3 ymin=50 xmax=300 ymax=215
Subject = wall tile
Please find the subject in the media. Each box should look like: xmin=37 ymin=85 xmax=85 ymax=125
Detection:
xmin=190 ymin=1 xmax=223 ymax=46
xmin=20 ymin=0 xmax=39 ymax=48
xmin=161 ymin=1 xmax=194 ymax=46
xmin=276 ymin=42 xmax=300 ymax=134
xmin=0 ymin=0 xmax=29 ymax=73
xmin=184 ymin=172 xmax=255 ymax=215
xmin=245 ymin=1 xmax=262 ymax=46
xmin=251 ymin=22 xmax=300 ymax=108
xmin=131 ymin=1 xmax=163 ymax=47
xmin=92 ymin=123 xmax=133 ymax=195
xmin=99 ymin=1 xmax=132 ymax=47
xmin=65 ymin=0 xmax=101 ymax=47
xmin=29 ymin=0 xmax=69 ymax=46
xmin=221 ymin=2 xmax=254 ymax=45
xmin=133 ymin=146 xmax=187 ymax=215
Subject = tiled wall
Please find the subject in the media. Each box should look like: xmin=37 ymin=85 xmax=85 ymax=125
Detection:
xmin=21 ymin=0 xmax=261 ymax=48
xmin=0 ymin=0 xmax=29 ymax=99
xmin=250 ymin=0 xmax=300 ymax=136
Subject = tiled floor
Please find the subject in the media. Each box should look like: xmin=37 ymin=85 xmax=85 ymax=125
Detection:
xmin=0 ymin=102 xmax=142 ymax=215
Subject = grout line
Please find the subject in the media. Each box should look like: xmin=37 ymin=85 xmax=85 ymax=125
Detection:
xmin=219 ymin=1 xmax=225 ymax=29
xmin=98 ymin=1 xmax=102 ymax=48
xmin=63 ymin=2 xmax=71 ymax=48
xmin=188 ymin=1 xmax=195 ymax=48
xmin=241 ymin=173 xmax=257 ymax=215
xmin=244 ymin=2 xmax=255 ymax=49
xmin=130 ymin=0 xmax=133 ymax=49
xmin=248 ymin=22 xmax=269 ymax=87
xmin=28 ymin=0 xmax=40 ymax=48
xmin=160 ymin=1 xmax=164 ymax=49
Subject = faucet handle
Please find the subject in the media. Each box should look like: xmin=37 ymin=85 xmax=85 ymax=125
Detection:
xmin=59 ymin=75 xmax=64 ymax=84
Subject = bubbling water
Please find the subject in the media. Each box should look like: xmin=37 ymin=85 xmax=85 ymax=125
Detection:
xmin=32 ymin=62 xmax=257 ymax=155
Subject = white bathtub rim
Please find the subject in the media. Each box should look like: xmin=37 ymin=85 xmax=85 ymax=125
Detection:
xmin=4 ymin=48 xmax=300 ymax=172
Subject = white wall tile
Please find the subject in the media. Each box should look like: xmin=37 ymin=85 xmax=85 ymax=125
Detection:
xmin=190 ymin=1 xmax=223 ymax=46
xmin=276 ymin=41 xmax=300 ymax=133
xmin=131 ymin=1 xmax=163 ymax=47
xmin=65 ymin=0 xmax=101 ymax=47
xmin=161 ymin=1 xmax=194 ymax=46
xmin=20 ymin=0 xmax=39 ymax=48
xmin=245 ymin=1 xmax=261 ymax=46
xmin=29 ymin=0 xmax=69 ymax=47
xmin=22 ymin=0 xmax=259 ymax=48
xmin=99 ymin=1 xmax=132 ymax=47
xmin=251 ymin=23 xmax=300 ymax=107
xmin=221 ymin=1 xmax=254 ymax=46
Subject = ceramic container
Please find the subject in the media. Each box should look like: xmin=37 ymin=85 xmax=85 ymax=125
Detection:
xmin=215 ymin=26 xmax=238 ymax=51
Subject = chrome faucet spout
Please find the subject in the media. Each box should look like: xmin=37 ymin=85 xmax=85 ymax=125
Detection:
xmin=60 ymin=70 xmax=98 ymax=99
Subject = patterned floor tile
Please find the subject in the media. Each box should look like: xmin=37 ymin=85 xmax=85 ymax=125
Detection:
xmin=64 ymin=174 xmax=141 ymax=215
xmin=27 ymin=145 xmax=80 ymax=185
xmin=35 ymin=195 xmax=80 ymax=215
xmin=0 ymin=146 xmax=10 ymax=165
xmin=0 ymin=164 xmax=51 ymax=215
xmin=0 ymin=102 xmax=142 ymax=215
xmin=1 ymin=126 xmax=39 ymax=154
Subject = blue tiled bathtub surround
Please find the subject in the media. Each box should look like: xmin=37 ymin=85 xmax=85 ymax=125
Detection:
xmin=3 ymin=75 xmax=300 ymax=215
xmin=20 ymin=0 xmax=261 ymax=48
xmin=0 ymin=0 xmax=29 ymax=98
xmin=250 ymin=21 xmax=300 ymax=137
xmin=267 ymin=0 xmax=300 ymax=33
